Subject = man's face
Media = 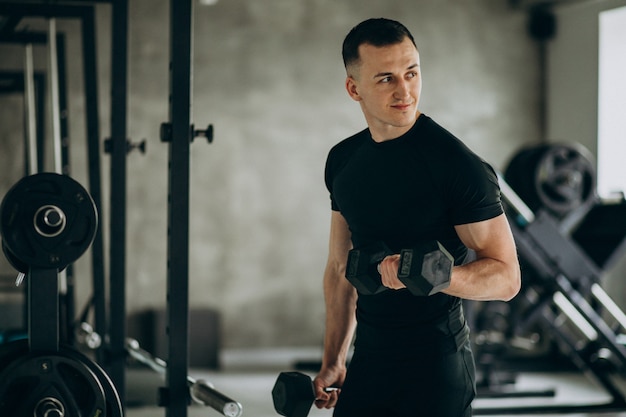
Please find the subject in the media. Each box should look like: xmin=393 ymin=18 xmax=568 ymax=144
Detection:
xmin=345 ymin=37 xmax=422 ymax=142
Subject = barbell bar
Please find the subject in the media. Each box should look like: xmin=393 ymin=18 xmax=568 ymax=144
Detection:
xmin=125 ymin=338 xmax=243 ymax=417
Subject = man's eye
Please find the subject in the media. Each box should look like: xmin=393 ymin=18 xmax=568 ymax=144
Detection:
xmin=407 ymin=72 xmax=417 ymax=79
xmin=380 ymin=77 xmax=392 ymax=83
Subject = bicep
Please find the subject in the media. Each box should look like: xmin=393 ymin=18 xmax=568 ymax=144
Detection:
xmin=454 ymin=214 xmax=517 ymax=263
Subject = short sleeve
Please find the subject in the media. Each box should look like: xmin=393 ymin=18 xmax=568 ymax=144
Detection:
xmin=446 ymin=154 xmax=503 ymax=225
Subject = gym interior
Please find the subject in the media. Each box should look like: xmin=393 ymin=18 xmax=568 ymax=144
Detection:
xmin=1 ymin=0 xmax=626 ymax=416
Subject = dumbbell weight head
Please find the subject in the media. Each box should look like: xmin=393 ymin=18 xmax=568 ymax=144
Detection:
xmin=345 ymin=241 xmax=393 ymax=295
xmin=398 ymin=241 xmax=453 ymax=296
xmin=272 ymin=371 xmax=317 ymax=417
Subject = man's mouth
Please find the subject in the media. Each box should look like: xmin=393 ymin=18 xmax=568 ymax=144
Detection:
xmin=392 ymin=103 xmax=412 ymax=111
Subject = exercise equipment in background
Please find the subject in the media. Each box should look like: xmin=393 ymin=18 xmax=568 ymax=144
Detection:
xmin=0 ymin=173 xmax=242 ymax=417
xmin=0 ymin=172 xmax=122 ymax=417
xmin=472 ymin=142 xmax=626 ymax=414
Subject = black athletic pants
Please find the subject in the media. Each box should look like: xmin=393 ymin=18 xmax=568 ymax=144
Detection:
xmin=333 ymin=341 xmax=476 ymax=417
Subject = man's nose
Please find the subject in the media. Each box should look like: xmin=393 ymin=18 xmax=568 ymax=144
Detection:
xmin=394 ymin=79 xmax=411 ymax=99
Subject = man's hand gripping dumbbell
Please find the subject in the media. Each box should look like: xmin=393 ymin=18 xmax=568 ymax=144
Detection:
xmin=345 ymin=240 xmax=453 ymax=296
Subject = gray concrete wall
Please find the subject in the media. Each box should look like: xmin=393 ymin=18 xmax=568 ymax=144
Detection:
xmin=0 ymin=0 xmax=541 ymax=348
xmin=546 ymin=0 xmax=626 ymax=154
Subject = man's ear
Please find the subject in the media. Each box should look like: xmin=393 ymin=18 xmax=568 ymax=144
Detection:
xmin=345 ymin=77 xmax=361 ymax=102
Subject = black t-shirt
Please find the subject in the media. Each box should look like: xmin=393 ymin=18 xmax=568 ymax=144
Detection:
xmin=325 ymin=114 xmax=503 ymax=353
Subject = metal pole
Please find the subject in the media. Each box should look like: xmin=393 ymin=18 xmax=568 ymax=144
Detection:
xmin=108 ymin=0 xmax=129 ymax=409
xmin=48 ymin=18 xmax=62 ymax=174
xmin=166 ymin=0 xmax=193 ymax=415
xmin=80 ymin=6 xmax=107 ymax=373
xmin=47 ymin=20 xmax=70 ymax=345
xmin=24 ymin=43 xmax=38 ymax=175
xmin=55 ymin=32 xmax=76 ymax=346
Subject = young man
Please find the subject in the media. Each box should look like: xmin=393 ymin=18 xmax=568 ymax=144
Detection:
xmin=314 ymin=18 xmax=521 ymax=417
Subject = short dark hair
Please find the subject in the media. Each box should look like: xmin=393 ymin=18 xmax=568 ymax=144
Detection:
xmin=342 ymin=18 xmax=416 ymax=69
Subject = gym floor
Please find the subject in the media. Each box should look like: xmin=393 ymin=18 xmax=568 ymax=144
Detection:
xmin=124 ymin=347 xmax=626 ymax=417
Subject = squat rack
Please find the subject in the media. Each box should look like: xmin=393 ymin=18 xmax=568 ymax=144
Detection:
xmin=0 ymin=2 xmax=108 ymax=366
xmin=0 ymin=1 xmax=203 ymax=416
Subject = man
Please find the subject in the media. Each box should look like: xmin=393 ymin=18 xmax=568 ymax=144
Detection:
xmin=313 ymin=18 xmax=521 ymax=417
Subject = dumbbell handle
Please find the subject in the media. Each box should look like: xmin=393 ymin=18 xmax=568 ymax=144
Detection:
xmin=125 ymin=338 xmax=243 ymax=417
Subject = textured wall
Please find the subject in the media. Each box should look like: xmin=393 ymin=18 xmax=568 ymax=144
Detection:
xmin=0 ymin=0 xmax=540 ymax=348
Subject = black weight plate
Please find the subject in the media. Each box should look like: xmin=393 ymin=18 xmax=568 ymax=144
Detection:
xmin=504 ymin=143 xmax=596 ymax=217
xmin=0 ymin=348 xmax=105 ymax=417
xmin=504 ymin=146 xmax=546 ymax=213
xmin=63 ymin=347 xmax=123 ymax=417
xmin=0 ymin=173 xmax=98 ymax=271
xmin=0 ymin=340 xmax=122 ymax=417
xmin=1 ymin=240 xmax=29 ymax=274
xmin=534 ymin=144 xmax=596 ymax=215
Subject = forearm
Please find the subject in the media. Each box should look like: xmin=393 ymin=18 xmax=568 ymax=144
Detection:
xmin=444 ymin=256 xmax=520 ymax=301
xmin=321 ymin=262 xmax=357 ymax=370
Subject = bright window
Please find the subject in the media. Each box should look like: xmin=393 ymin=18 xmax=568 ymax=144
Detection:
xmin=597 ymin=6 xmax=626 ymax=198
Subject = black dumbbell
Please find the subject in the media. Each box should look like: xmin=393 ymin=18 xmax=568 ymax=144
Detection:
xmin=346 ymin=241 xmax=453 ymax=296
xmin=272 ymin=371 xmax=336 ymax=417
xmin=345 ymin=241 xmax=393 ymax=294
xmin=397 ymin=241 xmax=453 ymax=296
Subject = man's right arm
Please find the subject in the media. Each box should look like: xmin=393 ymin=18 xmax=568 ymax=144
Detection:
xmin=314 ymin=210 xmax=357 ymax=409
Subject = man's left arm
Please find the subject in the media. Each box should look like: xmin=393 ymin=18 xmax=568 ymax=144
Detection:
xmin=444 ymin=213 xmax=521 ymax=301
